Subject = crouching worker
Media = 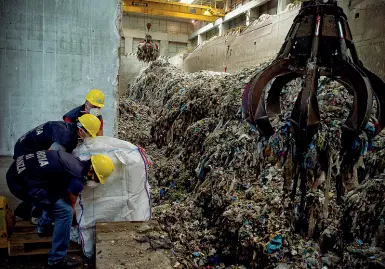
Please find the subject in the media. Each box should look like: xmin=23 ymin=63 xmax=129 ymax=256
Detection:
xmin=13 ymin=114 xmax=101 ymax=160
xmin=13 ymin=114 xmax=101 ymax=221
xmin=6 ymin=150 xmax=114 ymax=268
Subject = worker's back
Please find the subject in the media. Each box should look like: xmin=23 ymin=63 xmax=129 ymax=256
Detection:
xmin=7 ymin=150 xmax=87 ymax=206
xmin=13 ymin=121 xmax=79 ymax=160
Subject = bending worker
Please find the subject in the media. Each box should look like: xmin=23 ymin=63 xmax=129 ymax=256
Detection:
xmin=63 ymin=89 xmax=105 ymax=136
xmin=6 ymin=150 xmax=114 ymax=268
xmin=13 ymin=114 xmax=101 ymax=160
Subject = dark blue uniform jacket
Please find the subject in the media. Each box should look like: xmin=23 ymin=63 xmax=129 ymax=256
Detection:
xmin=6 ymin=151 xmax=88 ymax=208
xmin=13 ymin=121 xmax=79 ymax=160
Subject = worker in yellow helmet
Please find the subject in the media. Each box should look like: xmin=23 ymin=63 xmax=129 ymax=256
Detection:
xmin=13 ymin=114 xmax=101 ymax=159
xmin=12 ymin=114 xmax=101 ymax=224
xmin=6 ymin=150 xmax=114 ymax=267
xmin=63 ymin=89 xmax=105 ymax=136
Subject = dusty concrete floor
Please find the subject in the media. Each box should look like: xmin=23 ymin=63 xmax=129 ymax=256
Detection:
xmin=96 ymin=221 xmax=175 ymax=269
xmin=0 ymin=156 xmax=20 ymax=210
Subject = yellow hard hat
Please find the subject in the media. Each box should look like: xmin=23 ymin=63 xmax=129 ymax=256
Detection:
xmin=86 ymin=89 xmax=105 ymax=108
xmin=91 ymin=154 xmax=115 ymax=184
xmin=78 ymin=114 xmax=101 ymax=138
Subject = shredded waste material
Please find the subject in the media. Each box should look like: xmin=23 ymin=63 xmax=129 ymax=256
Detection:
xmin=118 ymin=59 xmax=385 ymax=269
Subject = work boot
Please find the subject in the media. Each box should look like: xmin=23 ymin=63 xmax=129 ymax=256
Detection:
xmin=37 ymin=224 xmax=54 ymax=237
xmin=83 ymin=255 xmax=95 ymax=269
xmin=47 ymin=257 xmax=81 ymax=268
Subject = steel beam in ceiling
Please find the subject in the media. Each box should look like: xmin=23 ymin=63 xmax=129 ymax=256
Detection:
xmin=122 ymin=0 xmax=225 ymax=22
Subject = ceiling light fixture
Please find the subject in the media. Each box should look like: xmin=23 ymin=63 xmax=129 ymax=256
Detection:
xmin=203 ymin=9 xmax=212 ymax=16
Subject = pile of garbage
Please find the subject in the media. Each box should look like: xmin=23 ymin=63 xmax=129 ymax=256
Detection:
xmin=119 ymin=59 xmax=385 ymax=268
xmin=118 ymin=97 xmax=154 ymax=147
xmin=136 ymin=34 xmax=160 ymax=63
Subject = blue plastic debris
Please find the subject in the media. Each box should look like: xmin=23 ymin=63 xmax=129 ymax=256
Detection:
xmin=193 ymin=251 xmax=200 ymax=257
xmin=365 ymin=122 xmax=375 ymax=133
xmin=247 ymin=122 xmax=258 ymax=133
xmin=356 ymin=239 xmax=363 ymax=246
xmin=180 ymin=104 xmax=187 ymax=112
xmin=199 ymin=157 xmax=208 ymax=179
xmin=309 ymin=142 xmax=315 ymax=149
xmin=265 ymin=234 xmax=283 ymax=254
xmin=208 ymin=255 xmax=222 ymax=265
xmin=352 ymin=140 xmax=359 ymax=150
xmin=160 ymin=189 xmax=166 ymax=198
xmin=306 ymin=158 xmax=312 ymax=168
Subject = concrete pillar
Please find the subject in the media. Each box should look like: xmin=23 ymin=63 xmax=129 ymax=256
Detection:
xmin=198 ymin=34 xmax=206 ymax=45
xmin=246 ymin=10 xmax=251 ymax=26
xmin=277 ymin=0 xmax=291 ymax=13
xmin=160 ymin=40 xmax=169 ymax=56
xmin=246 ymin=8 xmax=259 ymax=26
xmin=225 ymin=0 xmax=232 ymax=12
xmin=191 ymin=37 xmax=198 ymax=49
xmin=125 ymin=36 xmax=133 ymax=54
xmin=219 ymin=22 xmax=229 ymax=36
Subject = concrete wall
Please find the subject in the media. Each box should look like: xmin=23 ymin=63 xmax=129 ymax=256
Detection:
xmin=258 ymin=0 xmax=278 ymax=15
xmin=0 ymin=157 xmax=20 ymax=209
xmin=341 ymin=0 xmax=385 ymax=81
xmin=122 ymin=14 xmax=192 ymax=56
xmin=168 ymin=53 xmax=186 ymax=70
xmin=0 ymin=0 xmax=120 ymax=156
xmin=122 ymin=28 xmax=190 ymax=52
xmin=119 ymin=55 xmax=148 ymax=95
xmin=124 ymin=14 xmax=193 ymax=36
xmin=184 ymin=1 xmax=385 ymax=82
xmin=185 ymin=7 xmax=298 ymax=73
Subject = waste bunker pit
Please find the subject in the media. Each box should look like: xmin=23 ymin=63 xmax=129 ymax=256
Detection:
xmin=118 ymin=58 xmax=385 ymax=269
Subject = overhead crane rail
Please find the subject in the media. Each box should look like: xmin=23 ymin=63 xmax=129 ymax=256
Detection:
xmin=122 ymin=0 xmax=225 ymax=22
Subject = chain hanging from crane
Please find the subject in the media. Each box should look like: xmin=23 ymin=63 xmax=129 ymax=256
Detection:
xmin=136 ymin=23 xmax=160 ymax=63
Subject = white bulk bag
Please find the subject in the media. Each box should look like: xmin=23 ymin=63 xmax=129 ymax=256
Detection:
xmin=70 ymin=136 xmax=151 ymax=257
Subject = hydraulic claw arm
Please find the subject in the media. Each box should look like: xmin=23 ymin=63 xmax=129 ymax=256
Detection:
xmin=246 ymin=0 xmax=385 ymax=149
xmin=244 ymin=0 xmax=385 ymax=216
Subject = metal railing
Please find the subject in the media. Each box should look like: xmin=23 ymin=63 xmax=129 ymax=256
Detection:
xmin=225 ymin=25 xmax=247 ymax=35
xmin=153 ymin=0 xmax=225 ymax=11
xmin=194 ymin=0 xmax=224 ymax=9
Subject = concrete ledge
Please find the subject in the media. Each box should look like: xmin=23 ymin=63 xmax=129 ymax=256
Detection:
xmin=189 ymin=0 xmax=271 ymax=39
xmin=184 ymin=6 xmax=300 ymax=73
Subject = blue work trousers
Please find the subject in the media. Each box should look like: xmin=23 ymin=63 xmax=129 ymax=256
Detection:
xmin=38 ymin=199 xmax=73 ymax=265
